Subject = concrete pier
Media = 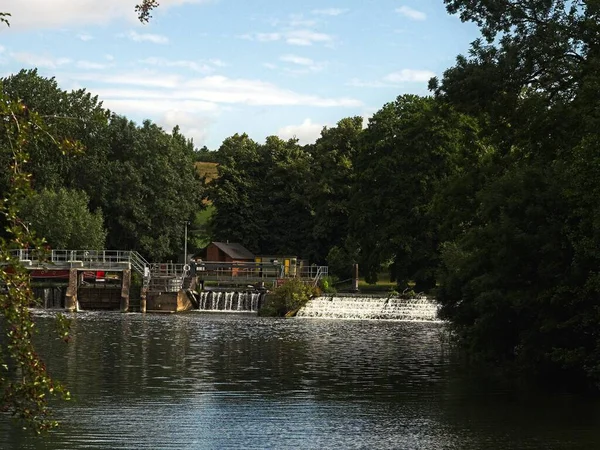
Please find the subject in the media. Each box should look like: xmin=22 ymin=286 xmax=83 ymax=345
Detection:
xmin=65 ymin=268 xmax=79 ymax=312
xmin=120 ymin=269 xmax=131 ymax=313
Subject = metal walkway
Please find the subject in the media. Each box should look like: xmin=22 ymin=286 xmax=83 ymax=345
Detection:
xmin=7 ymin=249 xmax=329 ymax=292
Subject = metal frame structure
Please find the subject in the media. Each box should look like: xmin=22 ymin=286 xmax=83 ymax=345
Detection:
xmin=7 ymin=249 xmax=329 ymax=292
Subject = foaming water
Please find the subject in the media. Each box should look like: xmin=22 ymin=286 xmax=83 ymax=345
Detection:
xmin=2 ymin=312 xmax=600 ymax=449
xmin=198 ymin=291 xmax=264 ymax=312
xmin=297 ymin=295 xmax=440 ymax=321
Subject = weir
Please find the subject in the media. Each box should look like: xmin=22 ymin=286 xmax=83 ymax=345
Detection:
xmin=198 ymin=291 xmax=265 ymax=312
xmin=296 ymin=294 xmax=440 ymax=321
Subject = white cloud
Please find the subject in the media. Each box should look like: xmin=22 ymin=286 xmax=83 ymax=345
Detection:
xmin=277 ymin=119 xmax=327 ymax=144
xmin=289 ymin=14 xmax=318 ymax=28
xmin=78 ymin=34 xmax=93 ymax=41
xmin=395 ymin=6 xmax=427 ymax=21
xmin=63 ymin=71 xmax=363 ymax=108
xmin=240 ymin=32 xmax=280 ymax=42
xmin=161 ymin=110 xmax=214 ymax=146
xmin=1 ymin=0 xmax=212 ymax=29
xmin=240 ymin=29 xmax=333 ymax=46
xmin=0 ymin=45 xmax=5 ymax=54
xmin=311 ymin=8 xmax=347 ymax=16
xmin=280 ymin=54 xmax=315 ymax=66
xmin=384 ymin=69 xmax=435 ymax=83
xmin=279 ymin=54 xmax=325 ymax=73
xmin=346 ymin=78 xmax=388 ymax=88
xmin=76 ymin=60 xmax=112 ymax=70
xmin=348 ymin=69 xmax=435 ymax=88
xmin=209 ymin=59 xmax=226 ymax=67
xmin=127 ymin=30 xmax=169 ymax=44
xmin=285 ymin=29 xmax=332 ymax=46
xmin=11 ymin=52 xmax=71 ymax=69
xmin=138 ymin=57 xmax=218 ymax=73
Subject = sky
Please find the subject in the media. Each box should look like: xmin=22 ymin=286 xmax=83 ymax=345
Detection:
xmin=0 ymin=0 xmax=481 ymax=149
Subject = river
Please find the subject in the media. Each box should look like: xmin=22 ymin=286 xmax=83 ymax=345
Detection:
xmin=2 ymin=311 xmax=600 ymax=449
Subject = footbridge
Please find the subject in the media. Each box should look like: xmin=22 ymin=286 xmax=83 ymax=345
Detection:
xmin=6 ymin=249 xmax=328 ymax=312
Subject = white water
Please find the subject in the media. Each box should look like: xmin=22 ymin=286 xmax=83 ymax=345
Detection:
xmin=296 ymin=295 xmax=440 ymax=321
xmin=199 ymin=291 xmax=263 ymax=312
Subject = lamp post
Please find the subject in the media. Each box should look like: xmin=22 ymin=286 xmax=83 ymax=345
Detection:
xmin=184 ymin=221 xmax=189 ymax=264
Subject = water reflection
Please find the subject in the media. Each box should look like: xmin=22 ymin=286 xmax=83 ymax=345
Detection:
xmin=2 ymin=311 xmax=600 ymax=449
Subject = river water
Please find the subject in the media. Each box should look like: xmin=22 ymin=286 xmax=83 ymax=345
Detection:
xmin=2 ymin=311 xmax=600 ymax=449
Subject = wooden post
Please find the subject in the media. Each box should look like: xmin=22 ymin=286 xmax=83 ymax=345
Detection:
xmin=140 ymin=287 xmax=147 ymax=313
xmin=120 ymin=269 xmax=131 ymax=313
xmin=65 ymin=268 xmax=78 ymax=311
xmin=352 ymin=264 xmax=359 ymax=292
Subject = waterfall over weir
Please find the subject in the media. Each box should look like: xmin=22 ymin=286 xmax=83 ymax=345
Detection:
xmin=296 ymin=294 xmax=440 ymax=321
xmin=199 ymin=291 xmax=265 ymax=312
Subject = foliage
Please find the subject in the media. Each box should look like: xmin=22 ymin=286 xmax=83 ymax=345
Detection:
xmin=0 ymin=12 xmax=10 ymax=27
xmin=432 ymin=0 xmax=600 ymax=387
xmin=258 ymin=278 xmax=317 ymax=317
xmin=0 ymin=92 xmax=71 ymax=433
xmin=208 ymin=134 xmax=314 ymax=257
xmin=318 ymin=276 xmax=338 ymax=294
xmin=101 ymin=119 xmax=203 ymax=261
xmin=1 ymin=70 xmax=205 ymax=262
xmin=352 ymin=95 xmax=479 ymax=290
xmin=207 ymin=133 xmax=265 ymax=253
xmin=195 ymin=146 xmax=221 ymax=163
xmin=306 ymin=117 xmax=363 ymax=262
xmin=189 ymin=204 xmax=215 ymax=254
xmin=19 ymin=188 xmax=106 ymax=249
xmin=135 ymin=0 xmax=159 ymax=23
xmin=326 ymin=242 xmax=358 ymax=281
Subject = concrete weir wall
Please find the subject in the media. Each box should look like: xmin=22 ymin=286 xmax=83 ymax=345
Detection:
xmin=63 ymin=268 xmax=132 ymax=312
xmin=78 ymin=285 xmax=122 ymax=310
xmin=147 ymin=290 xmax=194 ymax=313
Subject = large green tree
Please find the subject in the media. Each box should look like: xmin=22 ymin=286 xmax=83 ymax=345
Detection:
xmin=433 ymin=0 xmax=600 ymax=386
xmin=101 ymin=118 xmax=203 ymax=261
xmin=19 ymin=188 xmax=106 ymax=250
xmin=256 ymin=136 xmax=313 ymax=256
xmin=208 ymin=134 xmax=314 ymax=258
xmin=0 ymin=92 xmax=72 ymax=433
xmin=307 ymin=117 xmax=363 ymax=265
xmin=208 ymin=133 xmax=265 ymax=252
xmin=352 ymin=95 xmax=478 ymax=289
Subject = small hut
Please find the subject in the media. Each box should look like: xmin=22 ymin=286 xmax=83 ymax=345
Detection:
xmin=205 ymin=242 xmax=254 ymax=263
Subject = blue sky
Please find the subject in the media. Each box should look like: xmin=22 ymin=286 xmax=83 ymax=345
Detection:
xmin=0 ymin=0 xmax=480 ymax=149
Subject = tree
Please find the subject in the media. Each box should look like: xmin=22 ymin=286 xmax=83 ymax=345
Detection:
xmin=0 ymin=92 xmax=72 ymax=433
xmin=208 ymin=134 xmax=315 ymax=258
xmin=206 ymin=133 xmax=265 ymax=253
xmin=102 ymin=118 xmax=203 ymax=261
xmin=136 ymin=0 xmax=159 ymax=22
xmin=351 ymin=95 xmax=477 ymax=289
xmin=256 ymin=136 xmax=313 ymax=256
xmin=19 ymin=188 xmax=106 ymax=250
xmin=432 ymin=0 xmax=600 ymax=387
xmin=307 ymin=117 xmax=363 ymax=264
xmin=1 ymin=69 xmax=110 ymax=194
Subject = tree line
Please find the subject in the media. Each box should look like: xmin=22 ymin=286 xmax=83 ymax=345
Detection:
xmin=0 ymin=69 xmax=203 ymax=262
xmin=204 ymin=0 xmax=600 ymax=389
xmin=2 ymin=2 xmax=600 ymax=428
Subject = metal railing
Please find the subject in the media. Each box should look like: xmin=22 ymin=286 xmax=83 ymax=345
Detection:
xmin=10 ymin=249 xmax=133 ymax=267
xmin=8 ymin=249 xmax=150 ymax=283
xmin=7 ymin=249 xmax=329 ymax=292
xmin=195 ymin=261 xmax=328 ymax=284
xmin=147 ymin=262 xmax=188 ymax=292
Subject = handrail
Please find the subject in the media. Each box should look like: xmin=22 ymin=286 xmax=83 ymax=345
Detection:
xmin=5 ymin=249 xmax=328 ymax=292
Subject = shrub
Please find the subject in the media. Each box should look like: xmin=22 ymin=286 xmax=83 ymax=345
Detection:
xmin=259 ymin=278 xmax=317 ymax=317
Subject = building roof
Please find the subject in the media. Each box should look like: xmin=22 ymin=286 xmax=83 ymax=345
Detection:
xmin=211 ymin=242 xmax=255 ymax=260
